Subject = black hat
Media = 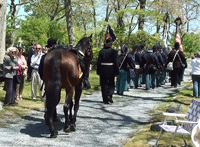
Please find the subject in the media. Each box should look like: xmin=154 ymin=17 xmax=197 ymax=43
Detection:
xmin=45 ymin=38 xmax=57 ymax=48
xmin=174 ymin=42 xmax=180 ymax=49
xmin=140 ymin=44 xmax=146 ymax=49
xmin=152 ymin=45 xmax=157 ymax=52
xmin=106 ymin=37 xmax=113 ymax=44
xmin=122 ymin=45 xmax=129 ymax=53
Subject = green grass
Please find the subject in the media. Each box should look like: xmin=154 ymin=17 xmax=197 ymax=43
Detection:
xmin=0 ymin=70 xmax=100 ymax=127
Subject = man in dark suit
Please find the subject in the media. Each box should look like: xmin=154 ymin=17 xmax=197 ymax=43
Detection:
xmin=155 ymin=45 xmax=164 ymax=87
xmin=97 ymin=37 xmax=119 ymax=104
xmin=27 ymin=44 xmax=36 ymax=81
xmin=140 ymin=44 xmax=148 ymax=84
xmin=161 ymin=47 xmax=168 ymax=84
xmin=166 ymin=42 xmax=187 ymax=87
xmin=144 ymin=47 xmax=159 ymax=90
xmin=134 ymin=45 xmax=142 ymax=88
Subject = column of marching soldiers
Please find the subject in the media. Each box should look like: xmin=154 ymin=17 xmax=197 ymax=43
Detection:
xmin=115 ymin=43 xmax=186 ymax=96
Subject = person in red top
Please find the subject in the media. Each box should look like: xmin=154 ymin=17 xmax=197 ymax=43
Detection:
xmin=16 ymin=47 xmax=28 ymax=100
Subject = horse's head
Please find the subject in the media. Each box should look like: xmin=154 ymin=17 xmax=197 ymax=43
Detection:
xmin=75 ymin=34 xmax=93 ymax=61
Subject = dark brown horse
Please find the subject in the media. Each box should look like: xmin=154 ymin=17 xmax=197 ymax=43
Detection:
xmin=43 ymin=34 xmax=93 ymax=138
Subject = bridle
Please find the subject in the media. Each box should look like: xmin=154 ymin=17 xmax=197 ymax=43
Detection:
xmin=76 ymin=39 xmax=93 ymax=62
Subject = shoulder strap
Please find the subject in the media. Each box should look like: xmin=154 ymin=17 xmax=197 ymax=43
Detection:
xmin=119 ymin=52 xmax=128 ymax=69
xmin=172 ymin=50 xmax=179 ymax=63
xmin=177 ymin=51 xmax=183 ymax=64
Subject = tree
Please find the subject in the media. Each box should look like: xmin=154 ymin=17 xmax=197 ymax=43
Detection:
xmin=23 ymin=0 xmax=65 ymax=21
xmin=183 ymin=33 xmax=200 ymax=56
xmin=7 ymin=0 xmax=25 ymax=47
xmin=64 ymin=0 xmax=75 ymax=45
xmin=0 ymin=0 xmax=6 ymax=64
xmin=138 ymin=0 xmax=146 ymax=30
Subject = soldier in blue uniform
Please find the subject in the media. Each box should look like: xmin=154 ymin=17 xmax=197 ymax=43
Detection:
xmin=134 ymin=45 xmax=143 ymax=88
xmin=97 ymin=37 xmax=119 ymax=104
xmin=161 ymin=47 xmax=168 ymax=84
xmin=116 ymin=45 xmax=135 ymax=95
xmin=144 ymin=47 xmax=159 ymax=90
xmin=140 ymin=44 xmax=148 ymax=85
xmin=155 ymin=45 xmax=164 ymax=87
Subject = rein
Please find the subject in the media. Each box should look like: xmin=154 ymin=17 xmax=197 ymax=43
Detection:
xmin=76 ymin=45 xmax=93 ymax=62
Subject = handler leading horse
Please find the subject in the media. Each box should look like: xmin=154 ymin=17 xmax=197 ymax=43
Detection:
xmin=43 ymin=34 xmax=93 ymax=138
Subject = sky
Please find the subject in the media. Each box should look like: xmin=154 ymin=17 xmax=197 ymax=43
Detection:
xmin=7 ymin=0 xmax=26 ymax=20
xmin=6 ymin=0 xmax=199 ymax=35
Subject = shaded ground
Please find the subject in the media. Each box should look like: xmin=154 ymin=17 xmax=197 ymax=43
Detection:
xmin=0 ymin=64 xmax=191 ymax=147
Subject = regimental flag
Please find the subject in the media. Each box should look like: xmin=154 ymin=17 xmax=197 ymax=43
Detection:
xmin=105 ymin=24 xmax=117 ymax=44
xmin=176 ymin=33 xmax=183 ymax=52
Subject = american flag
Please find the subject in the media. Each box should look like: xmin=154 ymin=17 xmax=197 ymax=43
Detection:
xmin=175 ymin=33 xmax=183 ymax=52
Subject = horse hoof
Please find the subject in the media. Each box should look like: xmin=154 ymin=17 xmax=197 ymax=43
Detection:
xmin=64 ymin=127 xmax=70 ymax=133
xmin=50 ymin=133 xmax=57 ymax=138
xmin=70 ymin=124 xmax=76 ymax=132
xmin=50 ymin=130 xmax=58 ymax=138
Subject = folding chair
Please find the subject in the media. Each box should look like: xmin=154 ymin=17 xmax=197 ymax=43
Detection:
xmin=191 ymin=119 xmax=200 ymax=147
xmin=155 ymin=99 xmax=200 ymax=147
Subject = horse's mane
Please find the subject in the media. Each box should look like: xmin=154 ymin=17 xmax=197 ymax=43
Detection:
xmin=75 ymin=37 xmax=90 ymax=49
xmin=48 ymin=44 xmax=77 ymax=55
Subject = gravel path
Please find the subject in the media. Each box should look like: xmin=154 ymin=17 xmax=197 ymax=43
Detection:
xmin=0 ymin=64 xmax=191 ymax=147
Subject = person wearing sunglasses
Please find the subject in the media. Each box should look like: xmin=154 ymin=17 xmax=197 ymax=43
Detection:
xmin=30 ymin=44 xmax=45 ymax=101
xmin=3 ymin=47 xmax=19 ymax=106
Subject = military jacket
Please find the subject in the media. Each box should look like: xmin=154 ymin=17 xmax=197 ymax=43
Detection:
xmin=97 ymin=46 xmax=119 ymax=78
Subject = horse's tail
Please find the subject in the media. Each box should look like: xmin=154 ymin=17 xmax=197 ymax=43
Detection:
xmin=45 ymin=52 xmax=62 ymax=115
xmin=50 ymin=52 xmax=62 ymax=88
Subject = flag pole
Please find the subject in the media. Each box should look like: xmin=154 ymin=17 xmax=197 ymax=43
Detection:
xmin=163 ymin=12 xmax=170 ymax=47
xmin=174 ymin=17 xmax=183 ymax=52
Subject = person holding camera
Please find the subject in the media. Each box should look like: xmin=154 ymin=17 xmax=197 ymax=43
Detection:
xmin=3 ymin=47 xmax=19 ymax=106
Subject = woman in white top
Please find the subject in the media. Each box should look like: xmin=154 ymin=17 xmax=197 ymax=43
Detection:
xmin=191 ymin=52 xmax=200 ymax=97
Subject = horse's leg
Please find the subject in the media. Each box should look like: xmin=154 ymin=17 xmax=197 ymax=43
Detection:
xmin=70 ymin=88 xmax=82 ymax=131
xmin=44 ymin=87 xmax=61 ymax=138
xmin=69 ymin=100 xmax=73 ymax=124
xmin=44 ymin=104 xmax=58 ymax=138
xmin=63 ymin=88 xmax=74 ymax=133
xmin=53 ymin=91 xmax=61 ymax=122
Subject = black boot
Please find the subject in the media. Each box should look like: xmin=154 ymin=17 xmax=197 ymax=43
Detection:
xmin=81 ymin=77 xmax=91 ymax=90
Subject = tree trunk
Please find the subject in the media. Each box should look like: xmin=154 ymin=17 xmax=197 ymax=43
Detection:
xmin=98 ymin=0 xmax=111 ymax=48
xmin=138 ymin=0 xmax=146 ymax=30
xmin=156 ymin=20 xmax=160 ymax=33
xmin=91 ymin=0 xmax=98 ymax=48
xmin=64 ymin=0 xmax=75 ymax=45
xmin=9 ymin=0 xmax=21 ymax=47
xmin=0 ymin=0 xmax=6 ymax=64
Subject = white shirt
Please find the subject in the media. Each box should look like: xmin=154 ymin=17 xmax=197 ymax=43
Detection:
xmin=30 ymin=52 xmax=44 ymax=70
xmin=191 ymin=57 xmax=200 ymax=75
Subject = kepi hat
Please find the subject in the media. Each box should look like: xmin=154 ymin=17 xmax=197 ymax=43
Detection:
xmin=105 ymin=37 xmax=113 ymax=44
xmin=174 ymin=42 xmax=180 ymax=49
xmin=122 ymin=45 xmax=129 ymax=53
